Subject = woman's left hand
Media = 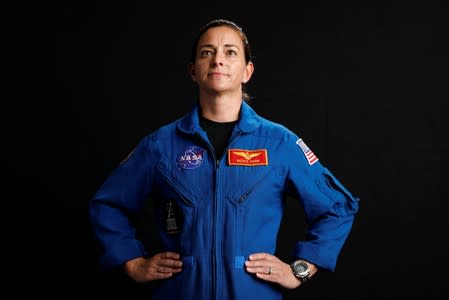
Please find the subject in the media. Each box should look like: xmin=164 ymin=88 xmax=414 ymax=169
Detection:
xmin=245 ymin=253 xmax=316 ymax=289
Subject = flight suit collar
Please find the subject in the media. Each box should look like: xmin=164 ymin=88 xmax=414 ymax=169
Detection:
xmin=177 ymin=101 xmax=261 ymax=135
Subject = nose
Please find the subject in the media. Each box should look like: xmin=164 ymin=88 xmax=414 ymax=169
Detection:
xmin=211 ymin=53 xmax=224 ymax=67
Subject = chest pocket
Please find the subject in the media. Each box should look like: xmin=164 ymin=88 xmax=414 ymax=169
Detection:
xmin=225 ymin=165 xmax=285 ymax=207
xmin=156 ymin=161 xmax=196 ymax=207
xmin=155 ymin=157 xmax=215 ymax=208
xmin=153 ymin=160 xmax=201 ymax=251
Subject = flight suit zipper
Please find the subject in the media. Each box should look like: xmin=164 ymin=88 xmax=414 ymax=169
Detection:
xmin=194 ymin=133 xmax=219 ymax=300
xmin=195 ymin=131 xmax=242 ymax=300
xmin=238 ymin=168 xmax=274 ymax=203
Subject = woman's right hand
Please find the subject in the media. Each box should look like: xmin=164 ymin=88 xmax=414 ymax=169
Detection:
xmin=124 ymin=252 xmax=183 ymax=282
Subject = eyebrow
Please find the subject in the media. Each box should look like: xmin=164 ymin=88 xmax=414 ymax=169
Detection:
xmin=199 ymin=44 xmax=240 ymax=50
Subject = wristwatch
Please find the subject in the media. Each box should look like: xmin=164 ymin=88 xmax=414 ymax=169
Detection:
xmin=290 ymin=260 xmax=310 ymax=283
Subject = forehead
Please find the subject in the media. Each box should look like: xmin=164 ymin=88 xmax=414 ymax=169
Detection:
xmin=198 ymin=26 xmax=243 ymax=48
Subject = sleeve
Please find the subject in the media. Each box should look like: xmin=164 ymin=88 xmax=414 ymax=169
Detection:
xmin=285 ymin=135 xmax=359 ymax=271
xmin=89 ymin=135 xmax=157 ymax=271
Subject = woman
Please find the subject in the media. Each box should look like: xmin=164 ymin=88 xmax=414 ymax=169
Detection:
xmin=90 ymin=19 xmax=359 ymax=300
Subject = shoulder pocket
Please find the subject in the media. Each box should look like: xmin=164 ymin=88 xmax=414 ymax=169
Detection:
xmin=316 ymin=168 xmax=359 ymax=215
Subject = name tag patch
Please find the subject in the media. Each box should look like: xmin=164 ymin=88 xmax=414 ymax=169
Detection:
xmin=228 ymin=149 xmax=268 ymax=166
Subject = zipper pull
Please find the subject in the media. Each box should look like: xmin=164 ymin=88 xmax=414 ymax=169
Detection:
xmin=216 ymin=159 xmax=220 ymax=167
xmin=239 ymin=192 xmax=249 ymax=202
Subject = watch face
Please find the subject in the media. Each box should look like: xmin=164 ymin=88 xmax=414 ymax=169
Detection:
xmin=294 ymin=262 xmax=308 ymax=273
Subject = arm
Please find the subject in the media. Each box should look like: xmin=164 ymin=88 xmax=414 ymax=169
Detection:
xmin=89 ymin=137 xmax=155 ymax=270
xmin=246 ymin=135 xmax=358 ymax=289
xmin=286 ymin=136 xmax=359 ymax=272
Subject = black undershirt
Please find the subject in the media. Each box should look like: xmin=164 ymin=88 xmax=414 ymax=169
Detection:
xmin=199 ymin=115 xmax=237 ymax=159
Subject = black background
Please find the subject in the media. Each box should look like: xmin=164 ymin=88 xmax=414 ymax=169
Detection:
xmin=7 ymin=2 xmax=448 ymax=299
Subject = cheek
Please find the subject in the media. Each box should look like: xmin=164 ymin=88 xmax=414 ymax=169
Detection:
xmin=196 ymin=65 xmax=209 ymax=78
xmin=235 ymin=67 xmax=248 ymax=82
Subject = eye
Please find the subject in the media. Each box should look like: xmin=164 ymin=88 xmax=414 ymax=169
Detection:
xmin=226 ymin=49 xmax=237 ymax=56
xmin=200 ymin=49 xmax=213 ymax=57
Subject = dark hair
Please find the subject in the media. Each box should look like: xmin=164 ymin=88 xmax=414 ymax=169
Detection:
xmin=190 ymin=19 xmax=253 ymax=101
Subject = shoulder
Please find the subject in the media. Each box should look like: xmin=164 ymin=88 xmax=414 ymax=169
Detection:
xmin=254 ymin=113 xmax=300 ymax=142
xmin=136 ymin=117 xmax=182 ymax=150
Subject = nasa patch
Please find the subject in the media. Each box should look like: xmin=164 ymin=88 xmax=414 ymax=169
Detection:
xmin=176 ymin=146 xmax=206 ymax=170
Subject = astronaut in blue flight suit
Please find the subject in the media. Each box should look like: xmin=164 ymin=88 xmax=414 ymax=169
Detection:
xmin=89 ymin=19 xmax=359 ymax=300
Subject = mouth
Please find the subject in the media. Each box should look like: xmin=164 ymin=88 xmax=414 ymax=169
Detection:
xmin=208 ymin=72 xmax=228 ymax=78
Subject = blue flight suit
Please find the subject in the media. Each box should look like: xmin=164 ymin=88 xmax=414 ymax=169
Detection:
xmin=90 ymin=101 xmax=359 ymax=300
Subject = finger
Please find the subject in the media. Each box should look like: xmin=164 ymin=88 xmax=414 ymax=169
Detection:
xmin=159 ymin=258 xmax=183 ymax=268
xmin=245 ymin=260 xmax=268 ymax=267
xmin=153 ymin=272 xmax=174 ymax=279
xmin=155 ymin=265 xmax=183 ymax=273
xmin=246 ymin=267 xmax=267 ymax=274
xmin=248 ymin=253 xmax=274 ymax=261
xmin=160 ymin=252 xmax=181 ymax=260
xmin=245 ymin=266 xmax=271 ymax=274
xmin=256 ymin=272 xmax=278 ymax=282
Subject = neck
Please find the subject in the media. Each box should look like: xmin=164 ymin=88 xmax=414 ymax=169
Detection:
xmin=199 ymin=92 xmax=242 ymax=122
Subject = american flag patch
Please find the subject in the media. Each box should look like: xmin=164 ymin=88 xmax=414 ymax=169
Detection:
xmin=296 ymin=139 xmax=319 ymax=165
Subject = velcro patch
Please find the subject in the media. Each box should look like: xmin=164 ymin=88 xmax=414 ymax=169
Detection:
xmin=228 ymin=149 xmax=268 ymax=166
xmin=296 ymin=139 xmax=319 ymax=165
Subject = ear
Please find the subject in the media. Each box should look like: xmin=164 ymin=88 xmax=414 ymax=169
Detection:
xmin=188 ymin=62 xmax=197 ymax=82
xmin=242 ymin=61 xmax=254 ymax=84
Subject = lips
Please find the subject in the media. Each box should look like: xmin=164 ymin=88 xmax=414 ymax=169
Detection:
xmin=208 ymin=72 xmax=228 ymax=78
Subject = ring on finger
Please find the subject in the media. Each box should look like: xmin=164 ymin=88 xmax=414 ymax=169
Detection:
xmin=268 ymin=266 xmax=272 ymax=275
